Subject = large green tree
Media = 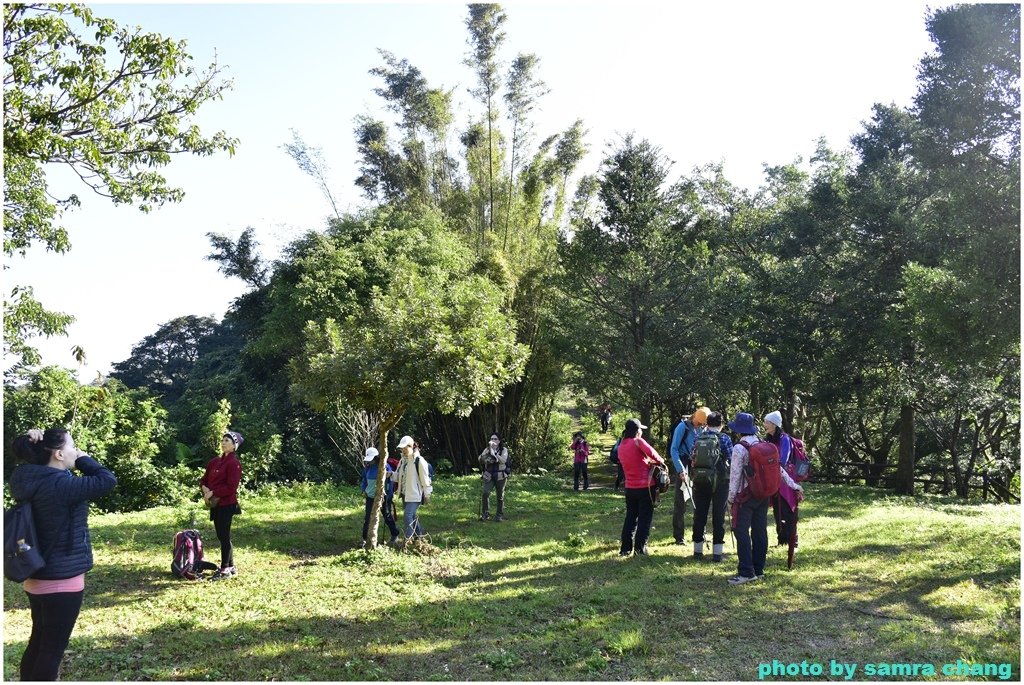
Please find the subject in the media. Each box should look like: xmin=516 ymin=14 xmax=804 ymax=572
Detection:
xmin=3 ymin=3 xmax=236 ymax=374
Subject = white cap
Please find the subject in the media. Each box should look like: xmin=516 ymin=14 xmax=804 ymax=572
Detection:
xmin=764 ymin=411 xmax=783 ymax=429
xmin=396 ymin=435 xmax=414 ymax=449
xmin=363 ymin=447 xmax=379 ymax=462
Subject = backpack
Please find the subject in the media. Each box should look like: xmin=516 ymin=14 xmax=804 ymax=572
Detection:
xmin=691 ymin=432 xmax=723 ymax=490
xmin=610 ymin=439 xmax=621 ymax=465
xmin=4 ymin=502 xmax=46 ymax=583
xmin=504 ymin=452 xmax=513 ymax=476
xmin=648 ymin=463 xmax=670 ymax=494
xmin=786 ymin=437 xmax=811 ymax=482
xmin=171 ymin=529 xmax=217 ymax=580
xmin=744 ymin=440 xmax=781 ymax=500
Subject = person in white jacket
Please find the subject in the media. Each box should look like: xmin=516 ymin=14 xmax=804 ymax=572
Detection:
xmin=391 ymin=435 xmax=432 ymax=541
xmin=725 ymin=412 xmax=803 ymax=585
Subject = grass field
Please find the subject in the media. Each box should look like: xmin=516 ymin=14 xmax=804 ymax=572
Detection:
xmin=3 ymin=438 xmax=1020 ymax=681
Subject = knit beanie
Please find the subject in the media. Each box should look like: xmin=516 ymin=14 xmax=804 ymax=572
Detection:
xmin=763 ymin=411 xmax=783 ymax=429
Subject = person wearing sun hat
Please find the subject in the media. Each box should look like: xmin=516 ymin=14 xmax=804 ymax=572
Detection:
xmin=360 ymin=447 xmax=401 ymax=547
xmin=668 ymin=406 xmax=710 ymax=544
xmin=726 ymin=412 xmax=803 ymax=585
xmin=201 ymin=430 xmax=244 ymax=579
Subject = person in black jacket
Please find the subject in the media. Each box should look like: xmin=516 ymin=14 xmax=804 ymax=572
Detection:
xmin=9 ymin=427 xmax=117 ymax=681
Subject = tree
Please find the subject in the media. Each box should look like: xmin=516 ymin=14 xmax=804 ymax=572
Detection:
xmin=281 ymin=129 xmax=341 ymax=219
xmin=556 ymin=136 xmax=708 ymax=438
xmin=464 ymin=3 xmax=507 ymax=237
xmin=110 ymin=315 xmax=218 ymax=403
xmin=503 ymin=52 xmax=548 ymax=248
xmin=290 ymin=207 xmax=528 ymax=549
xmin=3 ymin=3 xmax=236 ymax=373
xmin=205 ymin=226 xmax=270 ymax=288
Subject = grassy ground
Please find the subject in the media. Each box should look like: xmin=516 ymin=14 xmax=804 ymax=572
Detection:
xmin=3 ymin=438 xmax=1019 ymax=681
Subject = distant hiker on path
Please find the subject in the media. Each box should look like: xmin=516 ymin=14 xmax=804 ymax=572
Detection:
xmin=618 ymin=419 xmax=668 ymax=556
xmin=478 ymin=433 xmax=509 ymax=521
xmin=599 ymin=402 xmax=613 ymax=433
xmin=571 ymin=431 xmax=590 ymax=491
xmin=201 ymin=431 xmax=244 ymax=580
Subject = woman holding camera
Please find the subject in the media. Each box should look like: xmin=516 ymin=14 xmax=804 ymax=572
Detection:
xmin=478 ymin=433 xmax=509 ymax=521
xmin=200 ymin=431 xmax=243 ymax=579
xmin=617 ymin=418 xmax=667 ymax=557
xmin=9 ymin=427 xmax=117 ymax=681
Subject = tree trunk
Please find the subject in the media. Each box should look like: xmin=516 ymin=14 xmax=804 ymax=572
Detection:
xmin=894 ymin=403 xmax=916 ymax=495
xmin=750 ymin=349 xmax=761 ymax=419
xmin=366 ymin=408 xmax=403 ymax=550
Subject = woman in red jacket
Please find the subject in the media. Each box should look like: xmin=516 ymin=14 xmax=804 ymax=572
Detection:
xmin=200 ymin=431 xmax=243 ymax=579
xmin=617 ymin=418 xmax=667 ymax=556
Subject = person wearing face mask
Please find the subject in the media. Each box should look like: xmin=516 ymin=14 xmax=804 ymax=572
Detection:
xmin=9 ymin=427 xmax=117 ymax=681
xmin=478 ymin=433 xmax=509 ymax=521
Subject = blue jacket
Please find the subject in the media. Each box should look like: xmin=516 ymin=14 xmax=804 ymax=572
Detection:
xmin=361 ymin=463 xmax=395 ymax=500
xmin=8 ymin=456 xmax=117 ymax=580
xmin=669 ymin=420 xmax=699 ymax=473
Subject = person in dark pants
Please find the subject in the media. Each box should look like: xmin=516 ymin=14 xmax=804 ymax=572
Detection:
xmin=361 ymin=447 xmax=400 ymax=546
xmin=610 ymin=437 xmax=625 ymax=491
xmin=668 ymin=407 xmax=709 ymax=544
xmin=691 ymin=412 xmax=733 ymax=562
xmin=9 ymin=427 xmax=118 ymax=681
xmin=726 ymin=413 xmax=803 ymax=585
xmin=478 ymin=433 xmax=510 ymax=521
xmin=201 ymin=431 xmax=244 ymax=580
xmin=617 ymin=419 xmax=667 ymax=556
xmin=570 ymin=432 xmax=590 ymax=491
xmin=763 ymin=411 xmax=796 ymax=548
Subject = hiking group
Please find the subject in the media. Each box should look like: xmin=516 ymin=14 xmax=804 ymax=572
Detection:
xmin=604 ymin=407 xmax=807 ymax=585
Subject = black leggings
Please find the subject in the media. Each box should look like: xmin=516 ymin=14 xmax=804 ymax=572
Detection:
xmin=211 ymin=506 xmax=236 ymax=568
xmin=21 ymin=590 xmax=83 ymax=681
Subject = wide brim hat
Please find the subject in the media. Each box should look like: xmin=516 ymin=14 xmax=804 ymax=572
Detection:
xmin=728 ymin=412 xmax=757 ymax=435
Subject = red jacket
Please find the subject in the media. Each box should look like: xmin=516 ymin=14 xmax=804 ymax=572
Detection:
xmin=200 ymin=452 xmax=242 ymax=506
xmin=618 ymin=437 xmax=666 ymax=489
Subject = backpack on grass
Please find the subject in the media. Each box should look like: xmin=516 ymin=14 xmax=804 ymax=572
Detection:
xmin=171 ymin=529 xmax=217 ymax=580
xmin=691 ymin=432 xmax=723 ymax=490
xmin=786 ymin=437 xmax=811 ymax=482
xmin=744 ymin=441 xmax=781 ymax=500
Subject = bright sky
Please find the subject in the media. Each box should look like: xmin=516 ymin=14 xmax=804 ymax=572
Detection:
xmin=5 ymin=1 xmax=948 ymax=381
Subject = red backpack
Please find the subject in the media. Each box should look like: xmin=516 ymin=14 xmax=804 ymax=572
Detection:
xmin=744 ymin=440 xmax=781 ymax=500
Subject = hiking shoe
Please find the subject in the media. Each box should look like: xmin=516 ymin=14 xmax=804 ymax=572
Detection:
xmin=727 ymin=575 xmax=756 ymax=585
xmin=495 ymin=515 xmax=503 ymax=522
xmin=479 ymin=514 xmax=490 ymax=521
xmin=693 ymin=552 xmax=704 ymax=560
xmin=359 ymin=539 xmax=367 ymax=549
xmin=756 ymin=572 xmax=765 ymax=581
xmin=211 ymin=567 xmax=236 ymax=581
xmin=712 ymin=554 xmax=723 ymax=563
xmin=634 ymin=547 xmax=650 ymax=556
xmin=619 ymin=550 xmax=632 ymax=557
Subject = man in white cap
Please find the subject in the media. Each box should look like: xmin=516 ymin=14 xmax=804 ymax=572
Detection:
xmin=391 ymin=436 xmax=432 ymax=541
xmin=360 ymin=447 xmax=400 ymax=547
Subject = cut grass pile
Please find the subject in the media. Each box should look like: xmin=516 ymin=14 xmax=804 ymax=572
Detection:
xmin=3 ymin=460 xmax=1019 ymax=681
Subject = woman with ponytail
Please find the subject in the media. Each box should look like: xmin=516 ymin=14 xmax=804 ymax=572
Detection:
xmin=9 ymin=427 xmax=117 ymax=681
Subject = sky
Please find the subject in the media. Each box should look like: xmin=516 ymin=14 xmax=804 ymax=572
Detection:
xmin=5 ymin=1 xmax=950 ymax=381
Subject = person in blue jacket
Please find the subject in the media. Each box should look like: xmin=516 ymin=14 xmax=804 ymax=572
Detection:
xmin=9 ymin=427 xmax=117 ymax=681
xmin=360 ymin=447 xmax=400 ymax=547
xmin=668 ymin=407 xmax=709 ymax=544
